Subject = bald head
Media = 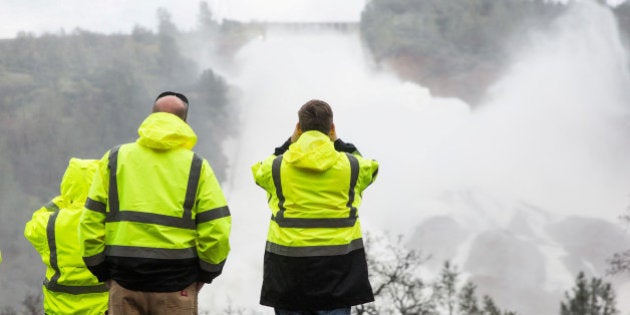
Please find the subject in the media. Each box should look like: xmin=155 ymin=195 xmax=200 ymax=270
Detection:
xmin=153 ymin=93 xmax=188 ymax=121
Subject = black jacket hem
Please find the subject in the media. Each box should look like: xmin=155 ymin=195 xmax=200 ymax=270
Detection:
xmin=260 ymin=248 xmax=374 ymax=310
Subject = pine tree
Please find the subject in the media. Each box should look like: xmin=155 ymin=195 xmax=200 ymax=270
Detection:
xmin=358 ymin=234 xmax=517 ymax=315
xmin=435 ymin=261 xmax=458 ymax=315
xmin=483 ymin=295 xmax=502 ymax=315
xmin=459 ymin=282 xmax=481 ymax=315
xmin=560 ymin=271 xmax=618 ymax=315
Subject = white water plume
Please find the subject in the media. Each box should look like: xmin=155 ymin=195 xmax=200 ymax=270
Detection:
xmin=429 ymin=1 xmax=630 ymax=226
xmin=198 ymin=2 xmax=630 ymax=313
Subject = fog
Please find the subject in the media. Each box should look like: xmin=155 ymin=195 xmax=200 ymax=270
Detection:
xmin=0 ymin=0 xmax=365 ymax=39
xmin=203 ymin=1 xmax=630 ymax=313
xmin=411 ymin=2 xmax=630 ymax=226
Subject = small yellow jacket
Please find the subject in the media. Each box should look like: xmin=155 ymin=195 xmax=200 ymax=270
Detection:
xmin=24 ymin=158 xmax=108 ymax=315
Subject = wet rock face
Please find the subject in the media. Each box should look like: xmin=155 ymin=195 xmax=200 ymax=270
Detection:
xmin=546 ymin=216 xmax=630 ymax=275
xmin=407 ymin=215 xmax=469 ymax=268
xmin=464 ymin=229 xmax=546 ymax=287
xmin=409 ymin=211 xmax=630 ymax=315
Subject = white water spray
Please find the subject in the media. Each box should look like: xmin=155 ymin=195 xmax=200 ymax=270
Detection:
xmin=198 ymin=2 xmax=630 ymax=313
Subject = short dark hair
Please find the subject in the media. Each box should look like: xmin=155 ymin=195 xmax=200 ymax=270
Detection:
xmin=298 ymin=99 xmax=333 ymax=134
xmin=156 ymin=91 xmax=189 ymax=105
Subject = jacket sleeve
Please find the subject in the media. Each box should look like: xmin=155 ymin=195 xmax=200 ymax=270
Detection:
xmin=252 ymin=138 xmax=287 ymax=192
xmin=356 ymin=156 xmax=379 ymax=192
xmin=251 ymin=154 xmax=276 ymax=193
xmin=334 ymin=138 xmax=361 ymax=155
xmin=195 ymin=159 xmax=231 ymax=283
xmin=334 ymin=139 xmax=377 ymax=190
xmin=273 ymin=137 xmax=292 ymax=155
xmin=79 ymin=152 xmax=110 ymax=281
xmin=24 ymin=202 xmax=57 ymax=258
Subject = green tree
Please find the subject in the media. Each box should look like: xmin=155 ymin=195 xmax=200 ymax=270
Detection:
xmin=483 ymin=295 xmax=501 ymax=315
xmin=356 ymin=233 xmax=516 ymax=315
xmin=355 ymin=233 xmax=435 ymax=314
xmin=435 ymin=261 xmax=458 ymax=315
xmin=560 ymin=271 xmax=617 ymax=315
xmin=459 ymin=282 xmax=481 ymax=315
xmin=0 ymin=7 xmax=235 ymax=309
xmin=197 ymin=1 xmax=219 ymax=31
xmin=612 ymin=2 xmax=630 ymax=49
xmin=156 ymin=8 xmax=195 ymax=88
xmin=608 ymin=207 xmax=630 ymax=274
xmin=360 ymin=0 xmax=565 ymax=105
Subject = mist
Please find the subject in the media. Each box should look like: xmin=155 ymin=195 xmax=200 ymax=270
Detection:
xmin=198 ymin=1 xmax=630 ymax=313
xmin=0 ymin=0 xmax=365 ymax=39
xmin=404 ymin=2 xmax=630 ymax=227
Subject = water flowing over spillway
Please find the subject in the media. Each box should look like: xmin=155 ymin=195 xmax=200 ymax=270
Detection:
xmin=198 ymin=2 xmax=630 ymax=313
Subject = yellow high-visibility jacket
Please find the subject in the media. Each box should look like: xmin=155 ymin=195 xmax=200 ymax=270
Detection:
xmin=24 ymin=158 xmax=108 ymax=315
xmin=252 ymin=130 xmax=379 ymax=310
xmin=80 ymin=112 xmax=231 ymax=292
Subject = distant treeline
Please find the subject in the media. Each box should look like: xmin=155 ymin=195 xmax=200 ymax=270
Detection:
xmin=360 ymin=0 xmax=630 ymax=105
xmin=616 ymin=1 xmax=630 ymax=45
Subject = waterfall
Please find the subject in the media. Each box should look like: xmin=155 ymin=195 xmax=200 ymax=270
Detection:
xmin=198 ymin=2 xmax=630 ymax=313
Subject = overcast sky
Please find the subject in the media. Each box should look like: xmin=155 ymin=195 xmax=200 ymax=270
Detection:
xmin=0 ymin=0 xmax=366 ymax=39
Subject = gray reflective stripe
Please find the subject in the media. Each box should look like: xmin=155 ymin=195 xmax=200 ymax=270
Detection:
xmin=106 ymin=147 xmax=203 ymax=229
xmin=272 ymin=216 xmax=357 ymax=228
xmin=265 ymin=238 xmax=364 ymax=257
xmin=44 ymin=209 xmax=106 ymax=295
xmin=83 ymin=252 xmax=106 ymax=267
xmin=196 ymin=206 xmax=231 ymax=224
xmin=199 ymin=259 xmax=225 ymax=272
xmin=107 ymin=211 xmax=195 ymax=229
xmin=271 ymin=155 xmax=286 ymax=213
xmin=46 ymin=210 xmax=61 ymax=291
xmin=345 ymin=153 xmax=360 ymax=219
xmin=270 ymin=153 xmax=360 ymax=228
xmin=105 ymin=245 xmax=197 ymax=260
xmin=43 ymin=279 xmax=107 ymax=294
xmin=183 ymin=154 xmax=202 ymax=222
xmin=85 ymin=198 xmax=106 ymax=214
xmin=108 ymin=145 xmax=121 ymax=214
xmin=45 ymin=201 xmax=60 ymax=212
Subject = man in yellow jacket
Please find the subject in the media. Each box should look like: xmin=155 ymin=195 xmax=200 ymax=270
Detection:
xmin=252 ymin=99 xmax=379 ymax=314
xmin=25 ymin=158 xmax=108 ymax=315
xmin=80 ymin=91 xmax=231 ymax=314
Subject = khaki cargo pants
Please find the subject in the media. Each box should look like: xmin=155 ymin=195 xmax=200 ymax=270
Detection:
xmin=108 ymin=280 xmax=198 ymax=315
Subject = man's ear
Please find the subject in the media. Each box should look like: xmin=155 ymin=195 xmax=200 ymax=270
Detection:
xmin=291 ymin=122 xmax=302 ymax=143
xmin=329 ymin=123 xmax=337 ymax=141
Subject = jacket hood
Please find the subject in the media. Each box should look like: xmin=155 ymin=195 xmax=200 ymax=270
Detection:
xmin=136 ymin=112 xmax=197 ymax=150
xmin=59 ymin=158 xmax=98 ymax=209
xmin=284 ymin=130 xmax=340 ymax=172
